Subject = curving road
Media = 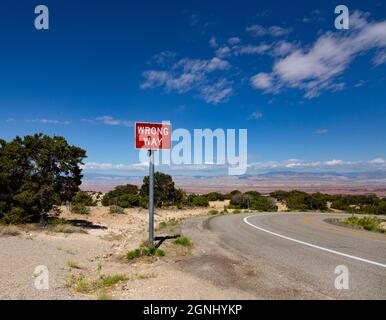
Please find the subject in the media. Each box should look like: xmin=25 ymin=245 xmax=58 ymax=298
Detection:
xmin=204 ymin=213 xmax=386 ymax=299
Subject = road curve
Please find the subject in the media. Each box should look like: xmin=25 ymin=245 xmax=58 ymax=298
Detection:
xmin=206 ymin=213 xmax=386 ymax=299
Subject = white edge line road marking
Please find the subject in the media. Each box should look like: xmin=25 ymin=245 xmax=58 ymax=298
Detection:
xmin=243 ymin=216 xmax=386 ymax=269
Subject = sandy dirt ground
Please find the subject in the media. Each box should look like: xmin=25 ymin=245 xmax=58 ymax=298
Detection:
xmin=1 ymin=201 xmax=255 ymax=300
xmin=3 ymin=200 xmax=374 ymax=300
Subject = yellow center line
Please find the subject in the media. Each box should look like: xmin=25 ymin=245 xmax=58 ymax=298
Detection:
xmin=303 ymin=216 xmax=386 ymax=240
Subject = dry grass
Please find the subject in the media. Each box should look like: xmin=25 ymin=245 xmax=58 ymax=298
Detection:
xmin=331 ymin=216 xmax=386 ymax=234
xmin=67 ymin=260 xmax=82 ymax=270
xmin=1 ymin=223 xmax=88 ymax=237
xmin=97 ymin=291 xmax=112 ymax=300
xmin=0 ymin=225 xmax=21 ymax=237
xmin=67 ymin=273 xmax=127 ymax=293
xmin=50 ymin=224 xmax=88 ymax=234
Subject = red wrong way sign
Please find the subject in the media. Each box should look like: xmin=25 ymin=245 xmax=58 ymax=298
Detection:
xmin=135 ymin=122 xmax=172 ymax=150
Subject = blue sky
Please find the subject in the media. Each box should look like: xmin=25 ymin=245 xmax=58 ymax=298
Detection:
xmin=1 ymin=0 xmax=386 ymax=175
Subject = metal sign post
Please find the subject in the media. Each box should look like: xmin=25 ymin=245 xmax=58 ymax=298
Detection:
xmin=148 ymin=149 xmax=155 ymax=247
xmin=135 ymin=121 xmax=172 ymax=248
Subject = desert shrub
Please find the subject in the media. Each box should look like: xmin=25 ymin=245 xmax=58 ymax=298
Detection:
xmin=223 ymin=190 xmax=241 ymax=200
xmin=99 ymin=274 xmax=126 ymax=287
xmin=48 ymin=217 xmax=68 ymax=226
xmin=270 ymin=190 xmax=328 ymax=211
xmin=0 ymin=134 xmax=85 ymax=224
xmin=139 ymin=196 xmax=149 ymax=209
xmin=174 ymin=236 xmax=192 ymax=247
xmin=244 ymin=191 xmax=261 ymax=198
xmin=204 ymin=192 xmax=226 ymax=201
xmin=190 ymin=195 xmax=209 ymax=207
xmin=71 ymin=203 xmax=90 ymax=215
xmin=1 ymin=207 xmax=33 ymax=224
xmin=68 ymin=274 xmax=126 ymax=293
xmin=126 ymin=249 xmax=141 ymax=260
xmin=208 ymin=209 xmax=219 ymax=215
xmin=231 ymin=193 xmax=277 ymax=212
xmin=102 ymin=184 xmax=139 ymax=207
xmin=117 ymin=194 xmax=141 ymax=208
xmin=109 ymin=205 xmax=124 ymax=214
xmin=158 ymin=218 xmax=179 ymax=229
xmin=72 ymin=191 xmax=96 ymax=206
xmin=126 ymin=246 xmax=165 ymax=260
xmin=330 ymin=194 xmax=384 ymax=214
xmin=192 ymin=196 xmax=209 ymax=207
xmin=158 ymin=221 xmax=168 ymax=229
xmin=140 ymin=172 xmax=185 ymax=208
xmin=343 ymin=216 xmax=385 ymax=233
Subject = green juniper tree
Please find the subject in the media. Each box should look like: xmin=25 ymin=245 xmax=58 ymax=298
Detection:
xmin=0 ymin=134 xmax=86 ymax=224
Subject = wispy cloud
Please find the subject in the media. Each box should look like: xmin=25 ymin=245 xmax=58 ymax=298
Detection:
xmin=149 ymin=51 xmax=176 ymax=66
xmin=209 ymin=36 xmax=218 ymax=48
xmin=373 ymin=50 xmax=386 ymax=65
xmin=315 ymin=128 xmax=328 ymax=134
xmin=249 ymin=111 xmax=263 ymax=120
xmin=248 ymin=158 xmax=386 ymax=171
xmin=250 ymin=11 xmax=386 ymax=98
xmin=246 ymin=24 xmax=292 ymax=37
xmin=83 ymin=162 xmax=148 ymax=171
xmin=83 ymin=158 xmax=386 ymax=175
xmin=302 ymin=9 xmax=325 ymax=24
xmin=26 ymin=118 xmax=70 ymax=125
xmin=83 ymin=116 xmax=133 ymax=127
xmin=228 ymin=37 xmax=241 ymax=45
xmin=141 ymin=57 xmax=233 ymax=104
xmin=141 ymin=10 xmax=386 ymax=104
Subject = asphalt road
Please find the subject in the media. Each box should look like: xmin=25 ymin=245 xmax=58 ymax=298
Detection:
xmin=206 ymin=213 xmax=386 ymax=299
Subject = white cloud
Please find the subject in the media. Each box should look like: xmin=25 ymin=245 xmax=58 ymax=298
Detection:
xmin=215 ymin=46 xmax=232 ymax=58
xmin=84 ymin=116 xmax=133 ymax=127
xmin=209 ymin=36 xmax=218 ymax=48
xmin=246 ymin=24 xmax=292 ymax=37
xmin=302 ymin=9 xmax=324 ymax=24
xmin=228 ymin=37 xmax=241 ymax=45
xmin=150 ymin=51 xmax=176 ymax=66
xmin=249 ymin=158 xmax=386 ymax=171
xmin=368 ymin=157 xmax=386 ymax=164
xmin=199 ymin=79 xmax=233 ymax=105
xmin=249 ymin=111 xmax=263 ymax=120
xmin=83 ymin=162 xmax=148 ymax=171
xmin=140 ymin=71 xmax=170 ymax=90
xmin=373 ymin=50 xmax=386 ymax=65
xmin=272 ymin=41 xmax=298 ymax=57
xmin=251 ymin=73 xmax=274 ymax=90
xmin=141 ymin=57 xmax=233 ymax=104
xmin=354 ymin=80 xmax=365 ymax=87
xmin=250 ymin=11 xmax=386 ymax=98
xmin=27 ymin=118 xmax=70 ymax=125
xmin=315 ymin=128 xmax=328 ymax=134
xmin=325 ymin=160 xmax=343 ymax=166
xmin=84 ymin=158 xmax=386 ymax=175
xmin=234 ymin=44 xmax=271 ymax=56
